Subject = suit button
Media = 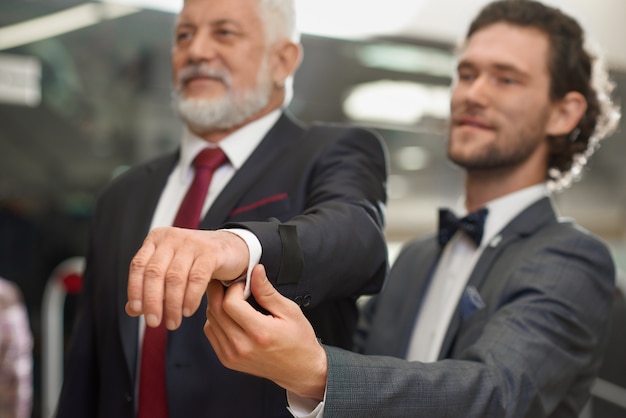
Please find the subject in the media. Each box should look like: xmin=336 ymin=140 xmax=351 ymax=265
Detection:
xmin=302 ymin=294 xmax=311 ymax=308
xmin=294 ymin=296 xmax=303 ymax=306
xmin=125 ymin=393 xmax=133 ymax=403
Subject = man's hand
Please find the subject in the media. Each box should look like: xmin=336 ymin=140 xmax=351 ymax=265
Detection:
xmin=205 ymin=265 xmax=328 ymax=401
xmin=125 ymin=227 xmax=249 ymax=330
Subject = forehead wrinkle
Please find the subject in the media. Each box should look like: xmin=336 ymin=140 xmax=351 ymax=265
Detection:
xmin=176 ymin=15 xmax=244 ymax=26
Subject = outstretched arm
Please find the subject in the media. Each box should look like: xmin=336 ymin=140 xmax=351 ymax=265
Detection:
xmin=126 ymin=125 xmax=388 ymax=334
xmin=204 ymin=264 xmax=328 ymax=401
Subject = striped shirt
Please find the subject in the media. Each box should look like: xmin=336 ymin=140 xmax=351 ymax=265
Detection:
xmin=0 ymin=279 xmax=32 ymax=418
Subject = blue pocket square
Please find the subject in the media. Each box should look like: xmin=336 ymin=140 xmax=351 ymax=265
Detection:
xmin=459 ymin=285 xmax=486 ymax=321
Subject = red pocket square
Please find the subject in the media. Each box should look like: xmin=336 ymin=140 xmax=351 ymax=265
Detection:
xmin=229 ymin=193 xmax=289 ymax=216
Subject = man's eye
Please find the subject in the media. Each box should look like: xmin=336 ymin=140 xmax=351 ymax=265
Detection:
xmin=176 ymin=32 xmax=192 ymax=42
xmin=498 ymin=77 xmax=517 ymax=85
xmin=215 ymin=29 xmax=235 ymax=37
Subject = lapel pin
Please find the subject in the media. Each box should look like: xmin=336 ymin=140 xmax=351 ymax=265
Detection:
xmin=489 ymin=235 xmax=502 ymax=247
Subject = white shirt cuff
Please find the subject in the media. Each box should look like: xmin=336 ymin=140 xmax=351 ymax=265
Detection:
xmin=222 ymin=228 xmax=262 ymax=299
xmin=286 ymin=390 xmax=325 ymax=418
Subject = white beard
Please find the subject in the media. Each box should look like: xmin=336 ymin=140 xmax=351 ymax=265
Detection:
xmin=173 ymin=59 xmax=273 ymax=132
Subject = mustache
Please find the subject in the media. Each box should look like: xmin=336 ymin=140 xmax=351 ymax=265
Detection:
xmin=175 ymin=64 xmax=231 ymax=89
xmin=451 ymin=105 xmax=485 ymax=123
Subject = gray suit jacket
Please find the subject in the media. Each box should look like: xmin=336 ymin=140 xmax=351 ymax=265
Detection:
xmin=323 ymin=197 xmax=615 ymax=418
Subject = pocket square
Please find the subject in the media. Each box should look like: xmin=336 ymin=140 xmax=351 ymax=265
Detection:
xmin=459 ymin=285 xmax=486 ymax=321
xmin=229 ymin=193 xmax=289 ymax=216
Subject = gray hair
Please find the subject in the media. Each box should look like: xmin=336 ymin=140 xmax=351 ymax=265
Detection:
xmin=259 ymin=0 xmax=300 ymax=44
xmin=258 ymin=0 xmax=301 ymax=106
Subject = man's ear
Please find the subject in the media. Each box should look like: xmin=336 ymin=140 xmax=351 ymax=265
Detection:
xmin=546 ymin=91 xmax=587 ymax=136
xmin=270 ymin=40 xmax=302 ymax=87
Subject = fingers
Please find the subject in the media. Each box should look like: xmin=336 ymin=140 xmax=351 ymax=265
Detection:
xmin=206 ymin=264 xmax=328 ymax=397
xmin=126 ymin=228 xmax=250 ymax=330
xmin=250 ymin=264 xmax=272 ymax=298
xmin=207 ymin=277 xmax=249 ymax=336
xmin=204 ymin=280 xmax=227 ymax=354
xmin=126 ymin=236 xmax=155 ymax=317
xmin=162 ymin=246 xmax=196 ymax=329
xmin=219 ymin=265 xmax=298 ymax=333
xmin=204 ymin=284 xmax=231 ymax=366
xmin=182 ymin=254 xmax=216 ymax=318
xmin=128 ymin=228 xmax=206 ymax=329
xmin=128 ymin=235 xmax=174 ymax=327
xmin=205 ymin=280 xmax=248 ymax=370
xmin=247 ymin=265 xmax=299 ymax=319
xmin=218 ymin=266 xmax=264 ymax=329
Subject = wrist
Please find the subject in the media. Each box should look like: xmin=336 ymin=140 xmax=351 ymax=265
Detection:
xmin=293 ymin=343 xmax=328 ymax=401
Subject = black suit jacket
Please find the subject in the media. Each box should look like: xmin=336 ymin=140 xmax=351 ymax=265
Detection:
xmin=322 ymin=197 xmax=615 ymax=417
xmin=56 ymin=113 xmax=388 ymax=418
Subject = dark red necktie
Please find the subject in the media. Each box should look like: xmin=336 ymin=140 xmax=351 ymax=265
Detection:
xmin=137 ymin=147 xmax=227 ymax=418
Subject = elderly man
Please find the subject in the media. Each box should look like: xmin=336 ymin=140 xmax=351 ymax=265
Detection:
xmin=56 ymin=0 xmax=388 ymax=417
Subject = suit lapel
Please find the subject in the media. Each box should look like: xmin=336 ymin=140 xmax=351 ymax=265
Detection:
xmin=438 ymin=197 xmax=558 ymax=358
xmin=116 ymin=153 xmax=177 ymax=381
xmin=199 ymin=113 xmax=305 ymax=228
xmin=365 ymin=237 xmax=441 ymax=357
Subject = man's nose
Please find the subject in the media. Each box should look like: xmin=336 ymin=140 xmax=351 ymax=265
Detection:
xmin=187 ymin=31 xmax=218 ymax=62
xmin=464 ymin=75 xmax=491 ymax=105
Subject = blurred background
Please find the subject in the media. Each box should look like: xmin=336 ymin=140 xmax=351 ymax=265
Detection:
xmin=1 ymin=0 xmax=625 ymax=417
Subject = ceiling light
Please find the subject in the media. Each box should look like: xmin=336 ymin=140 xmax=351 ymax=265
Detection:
xmin=356 ymin=43 xmax=454 ymax=78
xmin=295 ymin=0 xmax=425 ymax=39
xmin=343 ymin=80 xmax=450 ymax=125
xmin=0 ymin=3 xmax=139 ymax=51
xmin=100 ymin=0 xmax=181 ymax=14
xmin=0 ymin=53 xmax=41 ymax=106
xmin=397 ymin=146 xmax=429 ymax=171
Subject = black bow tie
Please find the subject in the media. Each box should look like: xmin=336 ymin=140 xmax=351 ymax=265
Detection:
xmin=438 ymin=207 xmax=489 ymax=247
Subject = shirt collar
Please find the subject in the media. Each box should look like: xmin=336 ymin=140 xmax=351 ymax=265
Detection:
xmin=179 ymin=109 xmax=282 ymax=179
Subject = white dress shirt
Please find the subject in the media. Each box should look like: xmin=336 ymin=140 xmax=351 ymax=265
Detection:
xmin=406 ymin=183 xmax=550 ymax=362
xmin=288 ymin=183 xmax=550 ymax=418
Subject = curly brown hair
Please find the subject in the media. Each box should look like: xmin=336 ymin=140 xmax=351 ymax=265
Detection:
xmin=466 ymin=0 xmax=621 ymax=190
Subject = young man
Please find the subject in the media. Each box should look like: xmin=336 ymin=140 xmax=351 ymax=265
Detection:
xmin=56 ymin=0 xmax=388 ymax=417
xmin=204 ymin=1 xmax=621 ymax=417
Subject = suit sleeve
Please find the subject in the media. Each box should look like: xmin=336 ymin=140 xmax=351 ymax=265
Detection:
xmin=322 ymin=228 xmax=616 ymax=418
xmin=228 ymin=126 xmax=389 ymax=307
